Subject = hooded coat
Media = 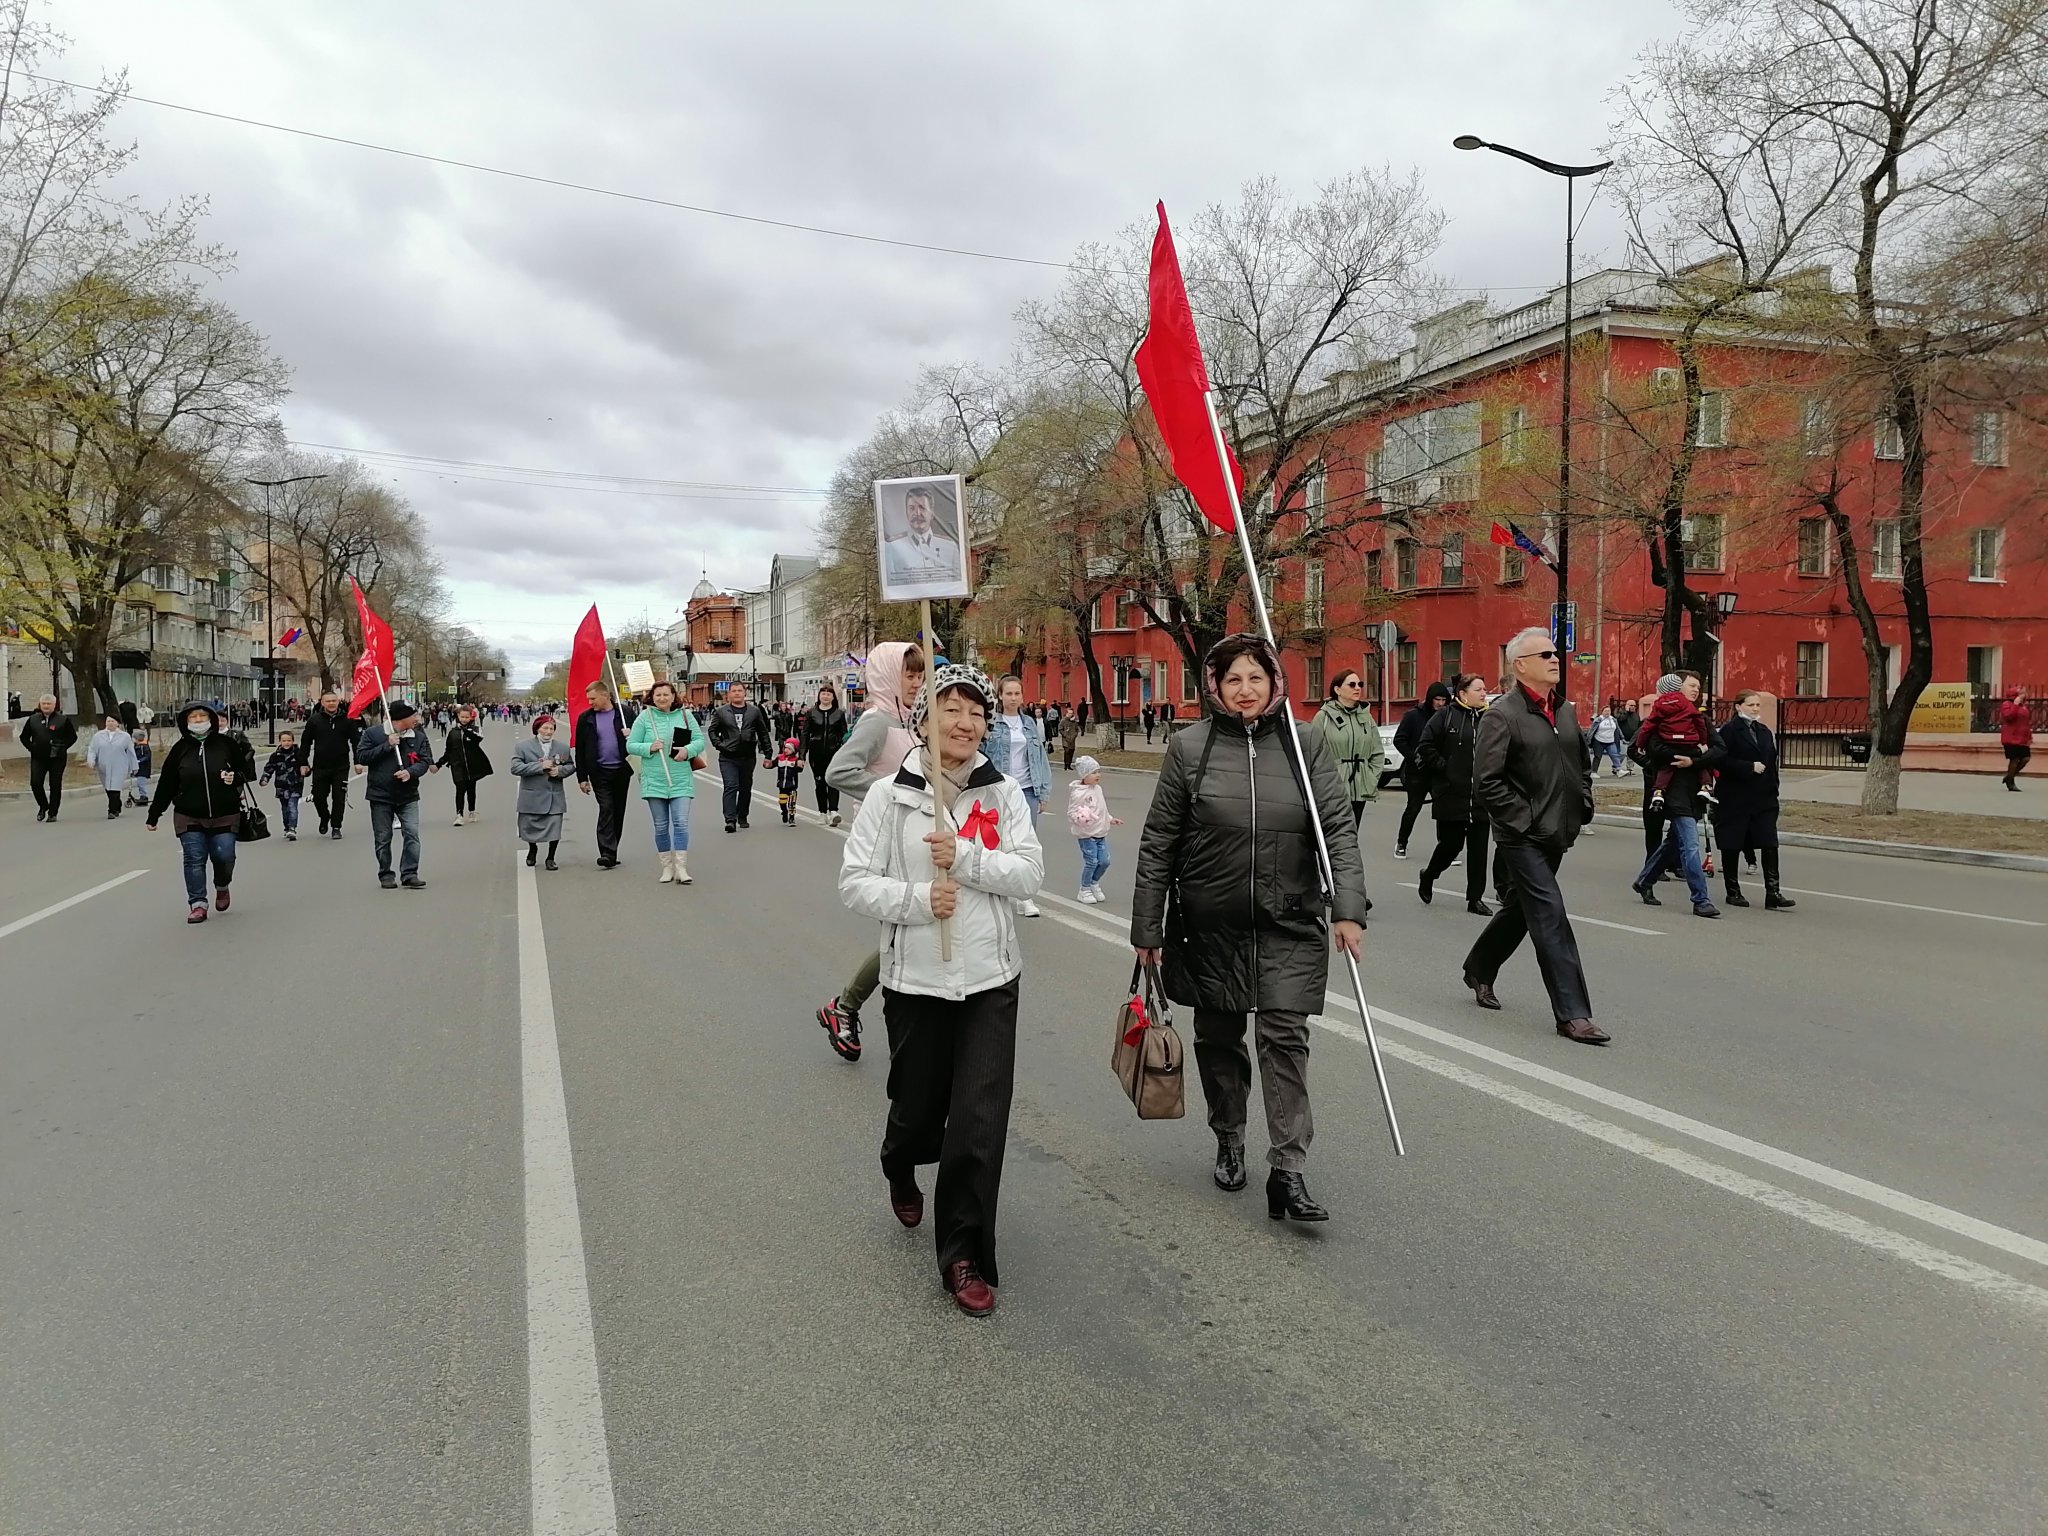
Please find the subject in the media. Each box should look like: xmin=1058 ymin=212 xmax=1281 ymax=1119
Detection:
xmin=1393 ymin=682 xmax=1453 ymax=783
xmin=1416 ymin=698 xmax=1486 ymax=822
xmin=826 ymin=641 xmax=921 ymax=795
xmin=147 ymin=705 xmax=253 ymax=829
xmin=1131 ymin=637 xmax=1369 ymax=1016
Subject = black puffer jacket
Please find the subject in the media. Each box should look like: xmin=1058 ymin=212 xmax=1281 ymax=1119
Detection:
xmin=147 ymin=704 xmax=252 ymax=826
xmin=1416 ymin=699 xmax=1486 ymax=822
xmin=1132 ymin=700 xmax=1369 ymax=1016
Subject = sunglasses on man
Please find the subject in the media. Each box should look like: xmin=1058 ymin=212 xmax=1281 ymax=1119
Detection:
xmin=1521 ymin=649 xmax=1560 ymax=661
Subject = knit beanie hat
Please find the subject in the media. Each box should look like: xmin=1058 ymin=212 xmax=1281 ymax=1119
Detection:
xmin=1654 ymin=673 xmax=1683 ymax=696
xmin=908 ymin=662 xmax=995 ymax=732
xmin=1072 ymin=755 xmax=1101 ymax=777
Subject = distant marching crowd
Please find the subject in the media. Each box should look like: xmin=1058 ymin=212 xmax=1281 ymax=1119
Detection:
xmin=14 ymin=650 xmax=2035 ymax=1321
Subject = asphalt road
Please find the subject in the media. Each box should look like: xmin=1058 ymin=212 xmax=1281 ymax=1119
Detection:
xmin=4 ymin=727 xmax=2044 ymax=1535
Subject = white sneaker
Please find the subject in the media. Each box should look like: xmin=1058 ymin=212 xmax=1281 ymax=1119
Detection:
xmin=828 ymin=812 xmax=842 ymax=827
xmin=1089 ymin=884 xmax=1108 ymax=902
xmin=1019 ymin=899 xmax=1043 ymax=917
xmin=453 ymin=817 xmax=465 ymax=827
xmin=1076 ymin=888 xmax=1097 ymax=903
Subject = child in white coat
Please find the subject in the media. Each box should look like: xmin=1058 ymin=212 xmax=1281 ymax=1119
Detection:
xmin=1066 ymin=755 xmax=1122 ymax=903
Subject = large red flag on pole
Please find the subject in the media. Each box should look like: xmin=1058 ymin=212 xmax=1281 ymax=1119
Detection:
xmin=566 ymin=605 xmax=606 ymax=732
xmin=1133 ymin=201 xmax=1243 ymax=533
xmin=346 ymin=579 xmax=396 ymax=719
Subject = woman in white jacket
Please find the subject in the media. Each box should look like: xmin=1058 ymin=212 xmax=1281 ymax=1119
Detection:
xmin=839 ymin=664 xmax=1043 ymax=1317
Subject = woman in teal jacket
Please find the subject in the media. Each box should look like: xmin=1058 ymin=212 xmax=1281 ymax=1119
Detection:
xmin=627 ymin=680 xmax=711 ymax=885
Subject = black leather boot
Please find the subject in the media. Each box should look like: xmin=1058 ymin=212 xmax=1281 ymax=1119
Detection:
xmin=1266 ymin=1170 xmax=1329 ymax=1222
xmin=1724 ymin=869 xmax=1749 ymax=907
xmin=1763 ymin=849 xmax=1797 ymax=909
xmin=1213 ymin=1138 xmax=1247 ymax=1192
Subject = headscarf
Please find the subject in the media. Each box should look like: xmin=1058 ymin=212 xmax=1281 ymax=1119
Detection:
xmin=1201 ymin=634 xmax=1289 ymax=719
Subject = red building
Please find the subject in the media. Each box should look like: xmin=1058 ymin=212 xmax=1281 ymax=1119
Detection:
xmin=1014 ymin=268 xmax=2045 ymax=732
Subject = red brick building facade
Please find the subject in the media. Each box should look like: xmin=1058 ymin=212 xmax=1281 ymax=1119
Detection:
xmin=1012 ymin=269 xmax=2044 ymax=725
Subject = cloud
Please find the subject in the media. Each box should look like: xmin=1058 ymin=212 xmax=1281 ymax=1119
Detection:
xmin=64 ymin=0 xmax=1674 ymax=681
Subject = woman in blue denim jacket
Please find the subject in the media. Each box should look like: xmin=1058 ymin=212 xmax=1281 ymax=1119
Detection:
xmin=985 ymin=674 xmax=1051 ymax=916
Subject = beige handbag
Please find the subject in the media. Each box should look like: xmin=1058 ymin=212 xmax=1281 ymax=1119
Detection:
xmin=1112 ymin=959 xmax=1185 ymax=1120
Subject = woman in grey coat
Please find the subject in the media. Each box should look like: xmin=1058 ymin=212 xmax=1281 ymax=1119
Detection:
xmin=1131 ymin=634 xmax=1369 ymax=1223
xmin=86 ymin=715 xmax=139 ymax=818
xmin=510 ymin=714 xmax=574 ymax=869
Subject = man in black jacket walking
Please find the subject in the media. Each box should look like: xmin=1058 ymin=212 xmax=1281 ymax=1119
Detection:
xmin=707 ymin=681 xmax=773 ymax=833
xmin=18 ymin=694 xmax=78 ymax=822
xmin=355 ymin=698 xmax=437 ymax=888
xmin=1391 ymin=681 xmax=1450 ymax=856
xmin=300 ymin=690 xmax=362 ymax=839
xmin=1462 ymin=628 xmax=1606 ymax=1045
xmin=572 ymin=682 xmax=633 ymax=867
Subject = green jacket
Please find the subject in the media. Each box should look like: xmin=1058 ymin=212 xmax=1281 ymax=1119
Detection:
xmin=626 ymin=706 xmax=709 ymax=799
xmin=1312 ymin=700 xmax=1388 ymax=803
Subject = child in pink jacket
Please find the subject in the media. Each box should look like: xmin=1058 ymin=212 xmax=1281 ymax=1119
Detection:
xmin=1066 ymin=755 xmax=1122 ymax=903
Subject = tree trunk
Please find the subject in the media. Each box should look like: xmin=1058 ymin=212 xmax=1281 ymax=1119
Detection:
xmin=1860 ymin=377 xmax=1934 ymax=815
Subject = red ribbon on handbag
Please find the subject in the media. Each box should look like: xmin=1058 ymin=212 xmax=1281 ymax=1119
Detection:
xmin=958 ymin=799 xmax=1000 ymax=849
xmin=1121 ymin=994 xmax=1150 ymax=1047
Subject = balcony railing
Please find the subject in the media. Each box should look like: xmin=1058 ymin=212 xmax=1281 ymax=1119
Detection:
xmin=1492 ymin=297 xmax=1557 ymax=344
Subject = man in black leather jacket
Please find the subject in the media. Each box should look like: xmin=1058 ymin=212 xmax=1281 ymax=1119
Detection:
xmin=707 ymin=682 xmax=773 ymax=832
xmin=1462 ymin=628 xmax=1606 ymax=1045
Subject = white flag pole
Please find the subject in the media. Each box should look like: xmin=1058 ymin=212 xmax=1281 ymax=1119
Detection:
xmin=1200 ymin=391 xmax=1406 ymax=1156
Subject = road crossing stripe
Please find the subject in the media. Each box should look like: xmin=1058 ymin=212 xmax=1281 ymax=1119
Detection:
xmin=1391 ymin=882 xmax=1663 ymax=935
xmin=1774 ymin=887 xmax=2045 ymax=927
xmin=516 ymin=850 xmax=621 ymax=1536
xmin=0 ymin=869 xmax=148 ymax=941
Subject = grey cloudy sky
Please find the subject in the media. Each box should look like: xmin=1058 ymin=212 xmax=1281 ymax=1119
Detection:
xmin=62 ymin=0 xmax=1675 ymax=683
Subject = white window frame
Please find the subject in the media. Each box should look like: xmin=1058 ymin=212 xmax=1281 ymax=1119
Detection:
xmin=1499 ymin=542 xmax=1525 ymax=584
xmin=1303 ymin=463 xmax=1326 ymax=534
xmin=1180 ymin=658 xmax=1198 ymax=703
xmin=1801 ymin=397 xmax=1832 ymax=456
xmin=1502 ymin=405 xmax=1528 ymax=464
xmin=1394 ymin=641 xmax=1418 ymax=701
xmin=1394 ymin=538 xmax=1419 ymax=591
xmin=1305 ymin=654 xmax=1324 ymax=698
xmin=1794 ymin=641 xmax=1827 ymax=697
xmin=1440 ymin=532 xmax=1465 ymax=587
xmin=1796 ymin=518 xmax=1830 ymax=577
xmin=1969 ymin=526 xmax=2002 ymax=582
xmin=1651 ymin=367 xmax=1681 ymax=396
xmin=1874 ymin=414 xmax=1904 ymax=461
xmin=1303 ymin=558 xmax=1325 ymax=628
xmin=1682 ymin=513 xmax=1725 ymax=573
xmin=1694 ymin=390 xmax=1729 ymax=448
xmin=1870 ymin=520 xmax=1900 ymax=580
xmin=1971 ymin=411 xmax=2007 ymax=467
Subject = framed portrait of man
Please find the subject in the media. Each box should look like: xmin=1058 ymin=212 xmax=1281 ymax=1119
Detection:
xmin=873 ymin=474 xmax=971 ymax=602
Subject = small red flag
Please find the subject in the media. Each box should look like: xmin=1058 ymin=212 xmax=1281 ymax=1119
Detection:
xmin=346 ymin=579 xmax=396 ymax=719
xmin=566 ymin=605 xmax=606 ymax=734
xmin=1134 ymin=201 xmax=1243 ymax=533
xmin=1489 ymin=522 xmax=1516 ymax=548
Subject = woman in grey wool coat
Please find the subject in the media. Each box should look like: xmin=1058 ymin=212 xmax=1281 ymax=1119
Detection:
xmin=510 ymin=714 xmax=574 ymax=869
xmin=1130 ymin=634 xmax=1369 ymax=1224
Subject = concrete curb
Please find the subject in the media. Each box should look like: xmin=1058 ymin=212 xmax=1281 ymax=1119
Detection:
xmin=1589 ymin=811 xmax=2048 ymax=873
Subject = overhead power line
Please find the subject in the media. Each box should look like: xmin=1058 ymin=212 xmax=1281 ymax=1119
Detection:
xmin=287 ymin=440 xmax=829 ymax=495
xmin=33 ymin=71 xmax=1560 ymax=295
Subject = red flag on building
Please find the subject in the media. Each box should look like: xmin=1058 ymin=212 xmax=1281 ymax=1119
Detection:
xmin=1134 ymin=201 xmax=1243 ymax=533
xmin=566 ymin=605 xmax=606 ymax=732
xmin=346 ymin=579 xmax=396 ymax=719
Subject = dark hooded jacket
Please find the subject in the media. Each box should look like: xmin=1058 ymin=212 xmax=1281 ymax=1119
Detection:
xmin=147 ymin=704 xmax=253 ymax=829
xmin=1416 ymin=697 xmax=1487 ymax=823
xmin=1393 ymin=682 xmax=1453 ymax=779
xmin=1131 ymin=636 xmax=1369 ymax=1015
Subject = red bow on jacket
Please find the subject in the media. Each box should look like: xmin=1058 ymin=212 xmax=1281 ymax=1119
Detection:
xmin=957 ymin=799 xmax=1000 ymax=849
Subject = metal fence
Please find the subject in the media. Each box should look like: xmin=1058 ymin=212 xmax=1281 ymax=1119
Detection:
xmin=1970 ymin=690 xmax=2046 ymax=734
xmin=1777 ymin=696 xmax=1873 ymax=770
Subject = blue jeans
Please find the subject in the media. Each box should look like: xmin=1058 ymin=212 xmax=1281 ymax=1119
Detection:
xmin=370 ymin=799 xmax=422 ymax=880
xmin=1636 ymin=815 xmax=1710 ymax=906
xmin=647 ymin=794 xmax=691 ymax=852
xmin=1078 ymin=836 xmax=1110 ymax=888
xmin=178 ymin=828 xmax=236 ymax=905
xmin=1602 ymin=740 xmax=1625 ymax=774
xmin=278 ymin=793 xmax=300 ymax=831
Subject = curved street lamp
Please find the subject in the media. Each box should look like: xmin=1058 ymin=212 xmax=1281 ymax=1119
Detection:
xmin=1454 ymin=136 xmax=1613 ymax=701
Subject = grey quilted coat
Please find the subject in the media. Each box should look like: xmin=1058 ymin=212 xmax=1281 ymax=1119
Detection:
xmin=1131 ymin=703 xmax=1369 ymax=1016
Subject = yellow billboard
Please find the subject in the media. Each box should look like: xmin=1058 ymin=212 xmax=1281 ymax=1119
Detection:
xmin=1907 ymin=682 xmax=1972 ymax=734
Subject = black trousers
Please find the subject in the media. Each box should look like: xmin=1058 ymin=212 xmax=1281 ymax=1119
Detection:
xmin=880 ymin=978 xmax=1020 ymax=1286
xmin=1642 ymin=806 xmax=1666 ymax=857
xmin=29 ymin=757 xmax=65 ymax=814
xmin=588 ymin=766 xmax=631 ymax=861
xmin=1463 ymin=840 xmax=1592 ymax=1024
xmin=453 ymin=779 xmax=477 ymax=816
xmin=1397 ymin=778 xmax=1430 ymax=849
xmin=719 ymin=754 xmax=756 ymax=826
xmin=309 ymin=765 xmax=350 ymax=829
xmin=1422 ymin=816 xmax=1490 ymax=904
xmin=808 ymin=751 xmax=839 ymax=813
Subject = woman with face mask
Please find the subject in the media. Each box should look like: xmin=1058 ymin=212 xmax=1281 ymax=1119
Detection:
xmin=838 ymin=664 xmax=1043 ymax=1317
xmin=145 ymin=703 xmax=253 ymax=923
xmin=1130 ymin=635 xmax=1369 ymax=1224
xmin=1713 ymin=690 xmax=1795 ymax=911
xmin=86 ymin=714 xmax=138 ymax=819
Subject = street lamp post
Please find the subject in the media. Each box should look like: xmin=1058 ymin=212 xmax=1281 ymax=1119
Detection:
xmin=244 ymin=473 xmax=328 ymax=743
xmin=1454 ymin=136 xmax=1612 ymax=701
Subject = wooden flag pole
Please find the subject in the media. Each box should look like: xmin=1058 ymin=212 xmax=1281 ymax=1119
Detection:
xmin=920 ymin=598 xmax=953 ymax=961
xmin=1201 ymin=392 xmax=1405 ymax=1156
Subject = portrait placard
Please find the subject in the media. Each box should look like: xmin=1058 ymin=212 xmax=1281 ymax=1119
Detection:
xmin=873 ymin=475 xmax=970 ymax=602
xmin=621 ymin=658 xmax=656 ymax=695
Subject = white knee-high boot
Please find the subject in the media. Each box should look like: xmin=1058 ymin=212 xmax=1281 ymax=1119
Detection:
xmin=657 ymin=850 xmax=676 ymax=883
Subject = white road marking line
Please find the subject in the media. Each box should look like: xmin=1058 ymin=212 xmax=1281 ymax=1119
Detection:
xmin=1393 ymin=882 xmax=1663 ymax=935
xmin=1319 ymin=1016 xmax=2048 ymax=1316
xmin=0 ymin=869 xmax=148 ymax=941
xmin=516 ymin=850 xmax=620 ymax=1536
xmin=1774 ymin=887 xmax=2045 ymax=928
xmin=759 ymin=766 xmax=2048 ymax=1292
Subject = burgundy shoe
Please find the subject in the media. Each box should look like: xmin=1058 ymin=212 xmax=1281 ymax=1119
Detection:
xmin=214 ymin=886 xmax=231 ymax=912
xmin=1463 ymin=971 xmax=1501 ymax=1010
xmin=187 ymin=903 xmax=208 ymax=925
xmin=943 ymin=1260 xmax=995 ymax=1317
xmin=1557 ymin=1017 xmax=1611 ymax=1046
xmin=888 ymin=1176 xmax=923 ymax=1228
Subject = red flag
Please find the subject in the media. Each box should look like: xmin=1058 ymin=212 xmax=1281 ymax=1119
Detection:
xmin=346 ymin=579 xmax=396 ymax=719
xmin=1134 ymin=201 xmax=1243 ymax=533
xmin=566 ymin=605 xmax=606 ymax=733
xmin=1489 ymin=522 xmax=1517 ymax=547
